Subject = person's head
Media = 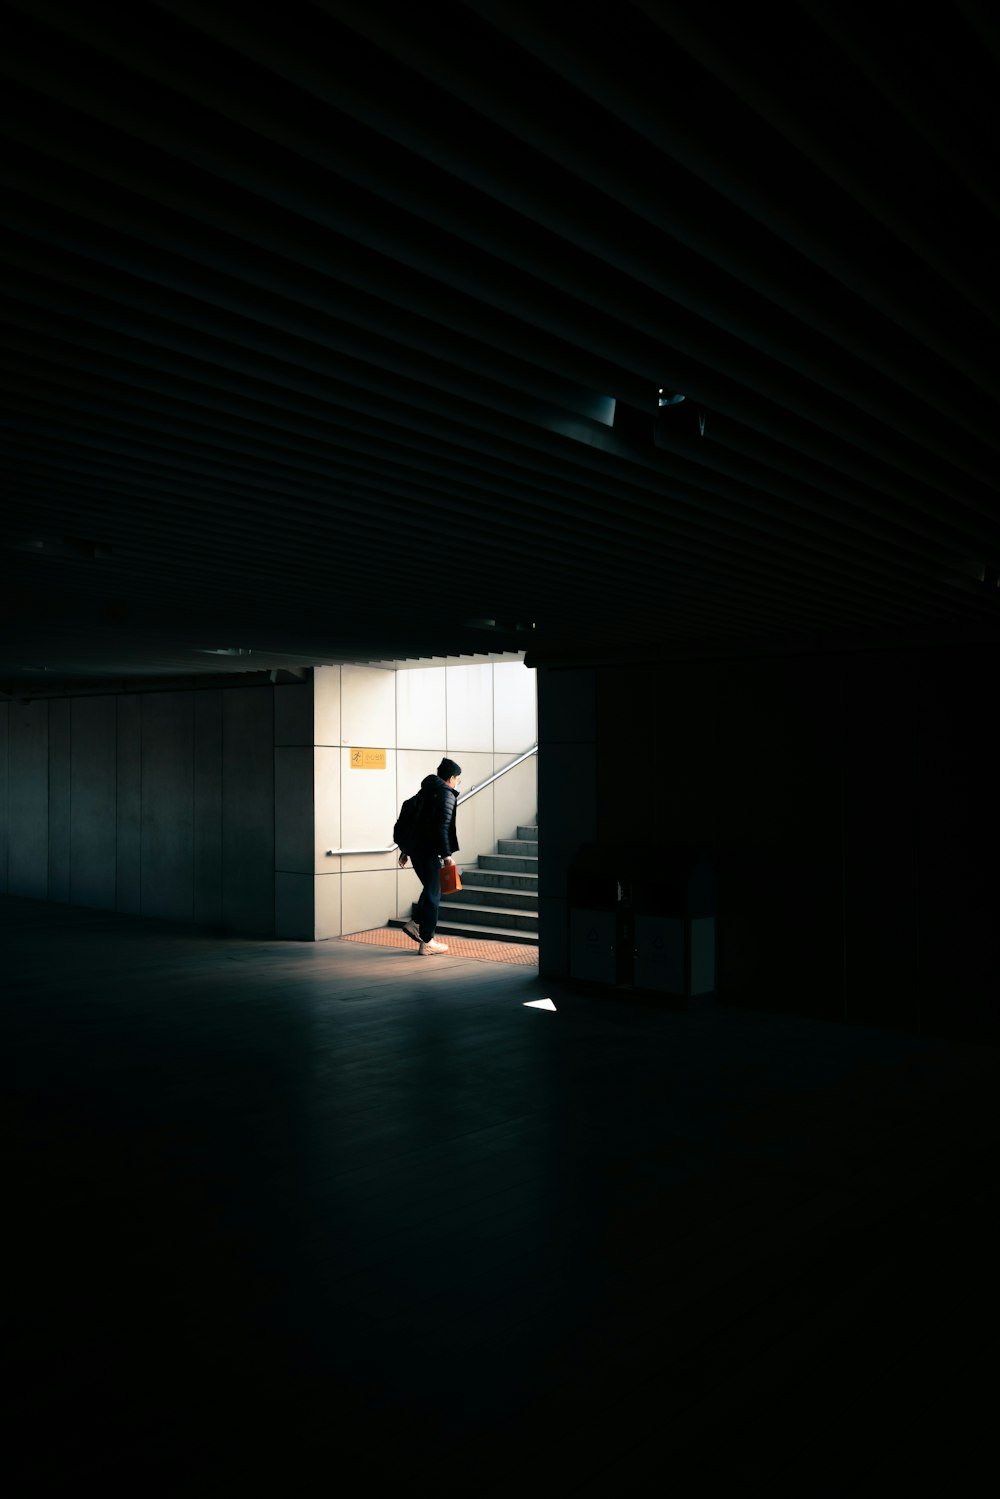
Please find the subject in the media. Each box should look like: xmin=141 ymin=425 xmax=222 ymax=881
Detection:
xmin=438 ymin=757 xmax=462 ymax=789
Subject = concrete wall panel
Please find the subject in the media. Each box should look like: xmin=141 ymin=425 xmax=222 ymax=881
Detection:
xmin=275 ymin=871 xmax=314 ymax=941
xmin=67 ymin=697 xmax=115 ymax=910
xmin=397 ymin=865 xmax=421 ymax=920
xmin=538 ymin=667 xmax=595 ymax=744
xmin=275 ymin=680 xmax=314 ymax=745
xmin=538 ymin=742 xmax=596 ymax=902
xmin=341 ymin=665 xmax=394 ymax=748
xmin=446 ymin=663 xmax=492 ymax=751
xmin=8 ymin=699 xmax=48 ymax=900
xmin=451 ymin=750 xmax=493 ymax=863
xmin=536 ymin=667 xmax=594 ymax=975
xmin=0 ymin=702 xmax=7 ymax=894
xmin=194 ymin=690 xmax=223 ymax=926
xmin=313 ymin=666 xmax=341 ymax=747
xmin=840 ymin=653 xmax=917 ymax=1030
xmin=342 ymin=868 xmax=396 ymax=934
xmin=595 ymin=664 xmax=661 ymax=844
xmin=313 ymin=746 xmax=340 ymax=873
xmin=222 ymin=688 xmax=274 ymax=935
xmin=493 ymin=752 xmax=537 ymax=840
xmin=341 ymin=850 xmax=398 ymax=874
xmin=315 ymin=873 xmax=341 ymax=939
xmin=911 ymin=648 xmax=995 ymax=1040
xmin=275 ymin=746 xmax=314 ymax=875
xmin=340 ymin=746 xmax=396 ymax=855
xmin=47 ymin=698 xmax=72 ymax=903
xmin=115 ymin=696 xmax=141 ymax=913
xmin=397 ymin=667 xmax=446 ymax=750
xmin=455 ymin=782 xmax=495 ymax=867
xmin=141 ymin=692 xmax=194 ymax=921
xmin=538 ymin=896 xmax=568 ymax=978
xmin=493 ymin=663 xmax=536 ymax=752
xmin=395 ymin=748 xmax=441 ymax=812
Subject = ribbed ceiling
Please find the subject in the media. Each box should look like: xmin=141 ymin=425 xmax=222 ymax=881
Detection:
xmin=3 ymin=0 xmax=1000 ymax=688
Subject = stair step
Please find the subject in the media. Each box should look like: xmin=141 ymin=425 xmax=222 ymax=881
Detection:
xmin=432 ymin=919 xmax=538 ymax=946
xmin=454 ymin=884 xmax=537 ymax=910
xmin=448 ymin=902 xmax=537 ymax=930
xmin=388 ymin=811 xmax=539 ymax=947
xmin=498 ymin=838 xmax=538 ymax=856
xmin=420 ymin=900 xmax=538 ymax=933
xmin=388 ymin=916 xmax=537 ymax=946
xmin=457 ymin=869 xmax=538 ymax=893
xmin=480 ymin=852 xmax=538 ymax=874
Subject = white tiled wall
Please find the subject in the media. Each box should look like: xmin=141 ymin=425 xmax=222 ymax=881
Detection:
xmin=395 ymin=747 xmax=442 ymax=812
xmin=396 ymin=864 xmax=422 ymax=921
xmin=450 ymin=750 xmax=494 ymax=863
xmin=396 ymin=668 xmax=446 ymax=749
xmin=315 ymin=873 xmax=341 ymax=939
xmin=341 ymin=664 xmax=395 ymax=747
xmin=303 ymin=661 xmax=536 ymax=936
xmin=340 ymin=745 xmax=398 ymax=851
xmin=445 ymin=663 xmax=494 ymax=751
xmin=313 ymin=746 xmax=340 ymax=873
xmin=342 ymin=868 xmax=397 ymax=935
xmin=494 ymin=661 xmax=537 ymax=751
xmin=494 ymin=751 xmax=537 ymax=838
xmin=314 ymin=666 xmax=341 ymax=747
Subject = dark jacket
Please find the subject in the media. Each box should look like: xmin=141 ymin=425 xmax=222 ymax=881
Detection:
xmin=415 ymin=774 xmax=460 ymax=859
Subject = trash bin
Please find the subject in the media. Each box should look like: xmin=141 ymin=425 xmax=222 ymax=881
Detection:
xmin=568 ymin=843 xmax=628 ymax=987
xmin=633 ymin=848 xmax=716 ymax=1004
xmin=568 ymin=843 xmax=716 ymax=1005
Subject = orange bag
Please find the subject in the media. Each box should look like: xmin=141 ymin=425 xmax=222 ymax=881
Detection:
xmin=440 ymin=862 xmax=462 ymax=895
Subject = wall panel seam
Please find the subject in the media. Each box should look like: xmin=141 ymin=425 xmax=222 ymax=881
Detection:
xmin=273 ymin=690 xmax=277 ymax=938
xmin=138 ymin=695 xmax=142 ymax=914
xmin=272 ymin=688 xmax=277 ymax=938
xmin=68 ymin=701 xmax=73 ymax=900
xmin=839 ymin=658 xmax=848 ymax=1025
xmin=220 ymin=691 xmax=225 ymax=928
xmin=913 ymin=655 xmax=921 ymax=1035
xmin=339 ymin=685 xmax=344 ymax=938
xmin=114 ymin=698 xmax=119 ymax=913
xmin=47 ymin=704 xmax=53 ymax=903
xmin=2 ymin=708 xmax=7 ymax=893
xmin=46 ymin=702 xmax=51 ymax=903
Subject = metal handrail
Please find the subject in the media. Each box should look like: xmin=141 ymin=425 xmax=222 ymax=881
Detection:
xmin=457 ymin=744 xmax=538 ymax=805
xmin=325 ymin=744 xmax=538 ymax=855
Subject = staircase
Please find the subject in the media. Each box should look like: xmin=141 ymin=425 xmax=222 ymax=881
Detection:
xmin=391 ymin=820 xmax=538 ymax=946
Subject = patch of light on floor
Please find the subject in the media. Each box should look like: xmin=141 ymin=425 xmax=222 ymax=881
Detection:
xmin=524 ymin=998 xmax=556 ymax=1011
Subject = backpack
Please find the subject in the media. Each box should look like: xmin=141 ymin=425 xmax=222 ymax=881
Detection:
xmin=393 ymin=787 xmax=430 ymax=853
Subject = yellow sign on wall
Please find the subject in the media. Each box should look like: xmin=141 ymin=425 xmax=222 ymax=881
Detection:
xmin=349 ymin=747 xmax=387 ymax=770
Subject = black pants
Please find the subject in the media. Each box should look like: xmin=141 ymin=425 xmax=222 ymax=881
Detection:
xmin=410 ymin=849 xmax=442 ymax=943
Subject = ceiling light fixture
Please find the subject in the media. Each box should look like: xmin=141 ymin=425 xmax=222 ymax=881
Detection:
xmin=655 ymin=388 xmax=708 ymax=442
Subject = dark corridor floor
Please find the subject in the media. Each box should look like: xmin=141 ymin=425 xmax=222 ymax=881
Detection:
xmin=2 ymin=894 xmax=998 ymax=1496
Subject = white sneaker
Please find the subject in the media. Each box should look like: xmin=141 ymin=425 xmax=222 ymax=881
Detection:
xmin=402 ymin=920 xmax=421 ymax=943
xmin=419 ymin=939 xmax=449 ymax=955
